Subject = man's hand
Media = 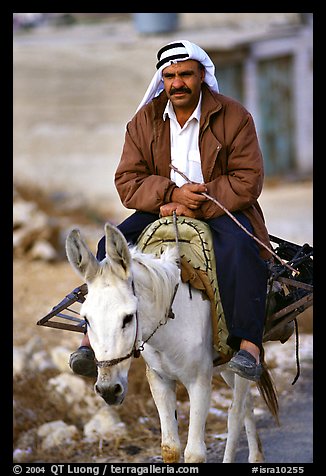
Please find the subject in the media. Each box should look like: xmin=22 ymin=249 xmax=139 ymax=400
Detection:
xmin=160 ymin=202 xmax=202 ymax=219
xmin=171 ymin=183 xmax=208 ymax=209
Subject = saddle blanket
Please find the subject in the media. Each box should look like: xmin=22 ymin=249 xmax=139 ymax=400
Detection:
xmin=136 ymin=216 xmax=232 ymax=358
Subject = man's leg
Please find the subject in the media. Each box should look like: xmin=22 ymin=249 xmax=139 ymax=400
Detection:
xmin=69 ymin=333 xmax=97 ymax=378
xmin=206 ymin=212 xmax=269 ymax=381
xmin=96 ymin=211 xmax=159 ymax=260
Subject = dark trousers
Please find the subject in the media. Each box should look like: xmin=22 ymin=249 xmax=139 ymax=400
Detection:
xmin=96 ymin=211 xmax=268 ymax=351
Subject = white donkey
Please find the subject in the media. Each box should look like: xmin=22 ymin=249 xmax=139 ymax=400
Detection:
xmin=66 ymin=222 xmax=278 ymax=463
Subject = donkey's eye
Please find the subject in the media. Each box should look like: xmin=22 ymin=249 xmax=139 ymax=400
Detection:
xmin=122 ymin=314 xmax=133 ymax=329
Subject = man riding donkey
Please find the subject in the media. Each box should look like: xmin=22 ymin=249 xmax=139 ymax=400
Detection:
xmin=69 ymin=40 xmax=273 ymax=382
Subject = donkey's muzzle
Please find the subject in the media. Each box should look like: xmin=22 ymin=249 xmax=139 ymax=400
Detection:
xmin=95 ymin=381 xmax=126 ymax=405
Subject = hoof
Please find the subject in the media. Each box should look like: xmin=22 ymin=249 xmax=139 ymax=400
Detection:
xmin=249 ymin=453 xmax=264 ymax=463
xmin=184 ymin=445 xmax=206 ymax=463
xmin=162 ymin=445 xmax=180 ymax=463
xmin=185 ymin=456 xmax=206 ymax=463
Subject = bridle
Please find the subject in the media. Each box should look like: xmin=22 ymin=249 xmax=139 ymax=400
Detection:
xmin=96 ymin=212 xmax=181 ymax=369
xmin=96 ymin=279 xmax=179 ymax=369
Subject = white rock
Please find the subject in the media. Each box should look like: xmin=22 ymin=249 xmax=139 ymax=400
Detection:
xmin=30 ymin=350 xmax=56 ymax=372
xmin=50 ymin=346 xmax=71 ymax=372
xmin=24 ymin=335 xmax=45 ymax=356
xmin=13 ymin=200 xmax=53 ymax=258
xmin=30 ymin=239 xmax=57 ymax=261
xmin=37 ymin=420 xmax=79 ymax=451
xmin=14 ymin=340 xmax=55 ymax=373
xmin=83 ymin=406 xmax=126 ymax=441
xmin=13 ymin=347 xmax=26 ymax=376
xmin=48 ymin=373 xmax=87 ymax=405
xmin=13 ymin=200 xmax=37 ymax=227
xmin=13 ymin=447 xmax=33 ymax=463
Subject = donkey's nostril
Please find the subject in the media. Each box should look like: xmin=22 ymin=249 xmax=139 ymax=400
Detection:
xmin=95 ymin=382 xmax=124 ymax=403
xmin=114 ymin=383 xmax=123 ymax=395
xmin=95 ymin=383 xmax=121 ymax=395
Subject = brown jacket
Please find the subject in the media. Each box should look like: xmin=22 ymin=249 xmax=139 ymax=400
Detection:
xmin=115 ymin=83 xmax=272 ymax=259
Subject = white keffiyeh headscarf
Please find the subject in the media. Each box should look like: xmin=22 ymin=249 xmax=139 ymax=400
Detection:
xmin=136 ymin=40 xmax=219 ymax=113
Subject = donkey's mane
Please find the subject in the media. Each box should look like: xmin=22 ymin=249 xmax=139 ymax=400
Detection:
xmin=129 ymin=245 xmax=179 ymax=313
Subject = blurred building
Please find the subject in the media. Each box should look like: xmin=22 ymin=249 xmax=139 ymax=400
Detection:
xmin=204 ymin=15 xmax=313 ymax=177
xmin=13 ymin=13 xmax=313 ymax=212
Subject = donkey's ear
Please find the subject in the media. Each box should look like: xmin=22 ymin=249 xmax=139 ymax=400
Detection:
xmin=66 ymin=229 xmax=100 ymax=282
xmin=104 ymin=222 xmax=131 ymax=279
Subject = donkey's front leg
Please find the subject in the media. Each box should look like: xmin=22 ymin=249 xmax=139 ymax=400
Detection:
xmin=244 ymin=390 xmax=264 ymax=463
xmin=146 ymin=366 xmax=181 ymax=463
xmin=184 ymin=372 xmax=212 ymax=463
xmin=221 ymin=371 xmax=251 ymax=463
xmin=221 ymin=369 xmax=264 ymax=463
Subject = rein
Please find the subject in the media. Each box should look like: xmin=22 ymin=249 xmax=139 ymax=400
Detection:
xmin=96 ymin=215 xmax=181 ymax=369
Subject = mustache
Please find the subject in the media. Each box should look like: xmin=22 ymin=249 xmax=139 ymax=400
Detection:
xmin=170 ymin=86 xmax=192 ymax=95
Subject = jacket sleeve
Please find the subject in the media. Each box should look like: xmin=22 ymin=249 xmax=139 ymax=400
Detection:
xmin=200 ymin=109 xmax=264 ymax=219
xmin=115 ymin=113 xmax=176 ymax=213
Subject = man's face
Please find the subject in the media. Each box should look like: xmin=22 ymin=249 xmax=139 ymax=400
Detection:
xmin=162 ymin=60 xmax=205 ymax=112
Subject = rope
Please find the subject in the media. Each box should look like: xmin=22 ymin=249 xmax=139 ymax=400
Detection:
xmin=169 ymin=164 xmax=299 ymax=275
xmin=291 ymin=317 xmax=300 ymax=385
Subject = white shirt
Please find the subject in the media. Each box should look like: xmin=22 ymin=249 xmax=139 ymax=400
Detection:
xmin=163 ymin=93 xmax=204 ymax=187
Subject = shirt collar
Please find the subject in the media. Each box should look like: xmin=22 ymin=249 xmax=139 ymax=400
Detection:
xmin=163 ymin=91 xmax=202 ymax=123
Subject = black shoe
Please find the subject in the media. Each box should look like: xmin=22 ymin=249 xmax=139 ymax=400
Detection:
xmin=69 ymin=346 xmax=97 ymax=378
xmin=228 ymin=349 xmax=263 ymax=382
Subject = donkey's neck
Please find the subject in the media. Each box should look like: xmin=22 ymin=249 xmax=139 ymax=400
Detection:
xmin=131 ymin=254 xmax=179 ymax=342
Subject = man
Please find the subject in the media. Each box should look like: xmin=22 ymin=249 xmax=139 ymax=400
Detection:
xmin=69 ymin=40 xmax=272 ymax=382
